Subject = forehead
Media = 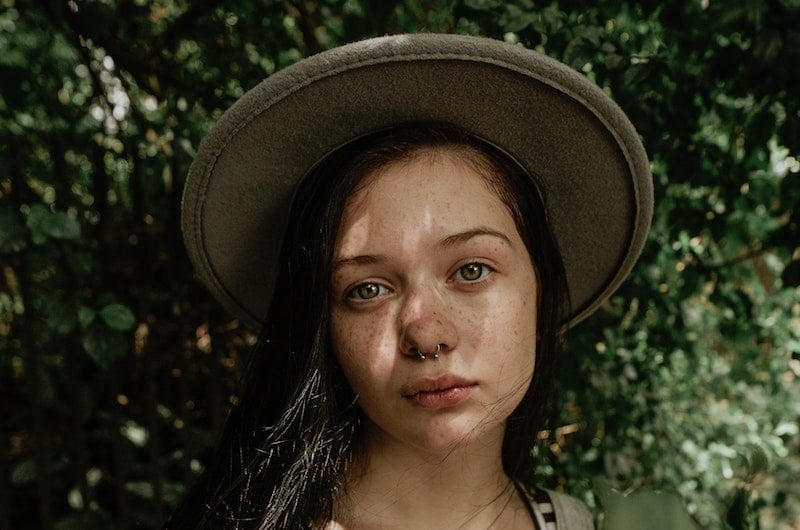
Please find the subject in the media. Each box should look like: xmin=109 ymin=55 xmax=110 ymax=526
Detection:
xmin=335 ymin=149 xmax=519 ymax=251
xmin=346 ymin=146 xmax=503 ymax=211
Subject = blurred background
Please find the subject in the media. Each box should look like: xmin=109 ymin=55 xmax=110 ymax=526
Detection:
xmin=1 ymin=0 xmax=798 ymax=528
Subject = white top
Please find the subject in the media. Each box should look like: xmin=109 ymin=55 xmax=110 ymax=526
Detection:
xmin=515 ymin=482 xmax=596 ymax=530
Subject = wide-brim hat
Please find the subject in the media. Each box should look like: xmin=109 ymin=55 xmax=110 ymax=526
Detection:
xmin=182 ymin=33 xmax=652 ymax=331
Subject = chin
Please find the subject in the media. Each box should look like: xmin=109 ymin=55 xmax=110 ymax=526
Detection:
xmin=408 ymin=416 xmax=507 ymax=456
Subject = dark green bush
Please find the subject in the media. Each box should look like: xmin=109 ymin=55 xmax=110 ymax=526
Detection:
xmin=1 ymin=1 xmax=798 ymax=528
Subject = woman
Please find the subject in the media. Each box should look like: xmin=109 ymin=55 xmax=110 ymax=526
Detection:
xmin=172 ymin=34 xmax=652 ymax=528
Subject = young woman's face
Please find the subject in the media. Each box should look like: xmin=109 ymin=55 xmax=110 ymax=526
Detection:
xmin=329 ymin=149 xmax=539 ymax=455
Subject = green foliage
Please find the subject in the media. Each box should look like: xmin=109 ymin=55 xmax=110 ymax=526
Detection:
xmin=24 ymin=204 xmax=82 ymax=244
xmin=596 ymin=482 xmax=699 ymax=530
xmin=0 ymin=207 xmax=27 ymax=254
xmin=1 ymin=0 xmax=798 ymax=528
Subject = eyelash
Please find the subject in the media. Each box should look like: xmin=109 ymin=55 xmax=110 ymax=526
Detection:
xmin=346 ymin=282 xmax=389 ymax=301
xmin=344 ymin=262 xmax=493 ymax=302
xmin=451 ymin=262 xmax=493 ymax=283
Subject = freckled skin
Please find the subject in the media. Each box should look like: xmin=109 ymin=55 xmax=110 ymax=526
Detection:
xmin=330 ymin=149 xmax=540 ymax=457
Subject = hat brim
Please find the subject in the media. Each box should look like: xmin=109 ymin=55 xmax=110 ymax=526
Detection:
xmin=182 ymin=33 xmax=652 ymax=331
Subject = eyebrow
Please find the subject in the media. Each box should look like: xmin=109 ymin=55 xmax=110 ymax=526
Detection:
xmin=438 ymin=227 xmax=512 ymax=248
xmin=332 ymin=227 xmax=511 ymax=273
xmin=332 ymin=254 xmax=387 ymax=273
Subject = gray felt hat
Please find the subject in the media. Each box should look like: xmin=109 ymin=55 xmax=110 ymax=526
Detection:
xmin=182 ymin=33 xmax=653 ymax=331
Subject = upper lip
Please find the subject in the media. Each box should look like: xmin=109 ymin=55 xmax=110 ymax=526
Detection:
xmin=401 ymin=374 xmax=477 ymax=397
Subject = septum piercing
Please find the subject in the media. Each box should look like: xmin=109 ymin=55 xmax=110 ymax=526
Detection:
xmin=416 ymin=343 xmax=442 ymax=360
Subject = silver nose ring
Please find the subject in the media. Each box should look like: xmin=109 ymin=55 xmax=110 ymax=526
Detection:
xmin=416 ymin=343 xmax=442 ymax=360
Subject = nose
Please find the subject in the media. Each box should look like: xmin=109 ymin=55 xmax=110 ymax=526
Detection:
xmin=398 ymin=286 xmax=458 ymax=359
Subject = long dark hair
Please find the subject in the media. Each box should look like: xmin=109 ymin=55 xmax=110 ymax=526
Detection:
xmin=165 ymin=122 xmax=569 ymax=529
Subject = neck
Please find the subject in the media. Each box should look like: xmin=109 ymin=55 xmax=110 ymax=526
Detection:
xmin=329 ymin=432 xmax=532 ymax=529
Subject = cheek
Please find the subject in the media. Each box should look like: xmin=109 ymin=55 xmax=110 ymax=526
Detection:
xmin=330 ymin=313 xmax=362 ymax=382
xmin=329 ymin=310 xmax=393 ymax=395
xmin=473 ymin=283 xmax=538 ymax=345
xmin=483 ymin=286 xmax=538 ymax=387
xmin=488 ymin=320 xmax=537 ymax=416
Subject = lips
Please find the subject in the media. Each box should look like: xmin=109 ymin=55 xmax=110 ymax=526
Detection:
xmin=401 ymin=375 xmax=477 ymax=409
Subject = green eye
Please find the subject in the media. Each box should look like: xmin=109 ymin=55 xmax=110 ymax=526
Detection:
xmin=458 ymin=263 xmax=485 ymax=281
xmin=348 ymin=283 xmax=384 ymax=300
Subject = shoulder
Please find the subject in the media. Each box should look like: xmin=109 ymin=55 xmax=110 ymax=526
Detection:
xmin=515 ymin=481 xmax=595 ymax=530
xmin=543 ymin=489 xmax=595 ymax=530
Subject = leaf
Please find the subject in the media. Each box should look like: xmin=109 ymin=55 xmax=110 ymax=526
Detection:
xmin=740 ymin=444 xmax=770 ymax=480
xmin=78 ymin=305 xmax=96 ymax=328
xmin=753 ymin=30 xmax=783 ymax=63
xmin=605 ymin=53 xmax=625 ymax=69
xmin=602 ymin=489 xmax=698 ymax=530
xmin=622 ymin=63 xmax=651 ymax=87
xmin=44 ymin=299 xmax=78 ymax=335
xmin=463 ymin=0 xmax=503 ymax=11
xmin=24 ymin=204 xmax=81 ymax=244
xmin=177 ymin=137 xmax=196 ymax=158
xmin=593 ymin=477 xmax=621 ymax=508
xmin=81 ymin=322 xmax=127 ymax=369
xmin=44 ymin=210 xmax=81 ymax=240
xmin=10 ymin=459 xmax=37 ymax=485
xmin=574 ymin=25 xmax=604 ymax=46
xmin=502 ymin=5 xmax=532 ymax=32
xmin=24 ymin=204 xmax=50 ymax=245
xmin=99 ymin=303 xmax=136 ymax=331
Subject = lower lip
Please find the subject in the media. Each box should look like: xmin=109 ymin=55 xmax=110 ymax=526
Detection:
xmin=407 ymin=385 xmax=475 ymax=409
